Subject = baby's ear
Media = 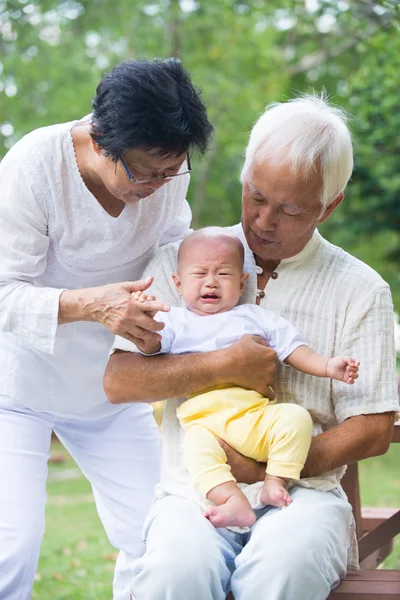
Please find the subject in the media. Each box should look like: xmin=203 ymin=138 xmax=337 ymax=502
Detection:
xmin=172 ymin=273 xmax=182 ymax=294
xmin=240 ymin=272 xmax=249 ymax=293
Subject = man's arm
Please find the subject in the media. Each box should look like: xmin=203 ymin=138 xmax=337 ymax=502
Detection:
xmin=104 ymin=334 xmax=277 ymax=403
xmin=222 ymin=411 xmax=396 ymax=484
xmin=301 ymin=411 xmax=395 ymax=477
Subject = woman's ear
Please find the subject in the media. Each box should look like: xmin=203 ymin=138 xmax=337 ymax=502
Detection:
xmin=91 ymin=137 xmax=103 ymax=156
xmin=240 ymin=272 xmax=249 ymax=293
xmin=172 ymin=273 xmax=182 ymax=294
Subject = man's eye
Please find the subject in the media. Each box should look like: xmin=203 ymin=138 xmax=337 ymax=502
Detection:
xmin=251 ymin=195 xmax=264 ymax=204
xmin=281 ymin=206 xmax=302 ymax=217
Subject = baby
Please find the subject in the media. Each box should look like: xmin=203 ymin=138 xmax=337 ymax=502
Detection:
xmin=131 ymin=228 xmax=359 ymax=529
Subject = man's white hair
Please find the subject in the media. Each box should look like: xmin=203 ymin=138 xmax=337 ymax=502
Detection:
xmin=241 ymin=94 xmax=353 ymax=210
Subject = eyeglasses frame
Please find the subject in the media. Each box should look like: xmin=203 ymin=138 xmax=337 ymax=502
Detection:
xmin=119 ymin=152 xmax=191 ymax=185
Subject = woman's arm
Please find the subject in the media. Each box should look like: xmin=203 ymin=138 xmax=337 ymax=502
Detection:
xmin=0 ymin=159 xmax=65 ymax=354
xmin=0 ymin=157 xmax=171 ymax=354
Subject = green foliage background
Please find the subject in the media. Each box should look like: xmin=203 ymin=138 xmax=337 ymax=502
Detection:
xmin=1 ymin=0 xmax=399 ymax=307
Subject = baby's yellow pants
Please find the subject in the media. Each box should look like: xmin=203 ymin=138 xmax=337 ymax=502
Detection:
xmin=177 ymin=387 xmax=313 ymax=498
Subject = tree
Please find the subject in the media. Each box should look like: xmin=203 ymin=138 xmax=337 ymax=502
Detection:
xmin=1 ymin=0 xmax=399 ymax=308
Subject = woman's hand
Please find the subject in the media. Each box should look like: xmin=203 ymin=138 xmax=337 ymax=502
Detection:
xmin=59 ymin=277 xmax=170 ymax=346
xmin=129 ymin=290 xmax=163 ymax=354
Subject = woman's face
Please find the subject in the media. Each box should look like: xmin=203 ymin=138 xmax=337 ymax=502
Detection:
xmin=97 ymin=147 xmax=188 ymax=205
xmin=241 ymin=156 xmax=342 ymax=263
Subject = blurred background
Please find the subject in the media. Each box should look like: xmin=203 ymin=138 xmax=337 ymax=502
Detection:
xmin=0 ymin=1 xmax=399 ymax=597
xmin=1 ymin=0 xmax=400 ymax=307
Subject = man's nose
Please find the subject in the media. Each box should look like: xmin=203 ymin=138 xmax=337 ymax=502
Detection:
xmin=256 ymin=205 xmax=277 ymax=231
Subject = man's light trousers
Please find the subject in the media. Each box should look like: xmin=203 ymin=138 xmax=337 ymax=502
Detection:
xmin=130 ymin=488 xmax=354 ymax=600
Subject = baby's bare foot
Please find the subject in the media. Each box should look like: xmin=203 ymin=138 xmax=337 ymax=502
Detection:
xmin=261 ymin=475 xmax=292 ymax=509
xmin=204 ymin=493 xmax=256 ymax=528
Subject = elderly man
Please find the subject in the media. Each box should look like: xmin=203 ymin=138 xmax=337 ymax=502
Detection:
xmin=104 ymin=95 xmax=399 ymax=600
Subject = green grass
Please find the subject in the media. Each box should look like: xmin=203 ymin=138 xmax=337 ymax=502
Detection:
xmin=33 ymin=439 xmax=400 ymax=598
xmin=32 ymin=442 xmax=115 ymax=600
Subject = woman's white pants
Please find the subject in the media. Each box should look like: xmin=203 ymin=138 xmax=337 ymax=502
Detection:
xmin=0 ymin=395 xmax=160 ymax=600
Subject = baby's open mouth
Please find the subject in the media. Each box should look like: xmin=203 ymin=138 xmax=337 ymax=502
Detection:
xmin=201 ymin=293 xmax=220 ymax=300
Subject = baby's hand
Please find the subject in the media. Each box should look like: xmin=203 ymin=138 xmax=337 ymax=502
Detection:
xmin=326 ymin=356 xmax=360 ymax=384
xmin=132 ymin=290 xmax=158 ymax=318
xmin=129 ymin=289 xmax=168 ymax=354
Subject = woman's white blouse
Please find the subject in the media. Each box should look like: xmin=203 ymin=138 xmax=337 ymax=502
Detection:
xmin=0 ymin=120 xmax=192 ymax=417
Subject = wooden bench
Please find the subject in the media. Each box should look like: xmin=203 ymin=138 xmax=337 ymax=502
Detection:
xmin=330 ymin=570 xmax=400 ymax=598
xmin=328 ymin=421 xmax=400 ymax=598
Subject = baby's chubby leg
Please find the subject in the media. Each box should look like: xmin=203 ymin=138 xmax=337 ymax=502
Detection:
xmin=261 ymin=474 xmax=291 ymax=508
xmin=259 ymin=403 xmax=313 ymax=508
xmin=182 ymin=425 xmax=256 ymax=528
xmin=205 ymin=481 xmax=256 ymax=528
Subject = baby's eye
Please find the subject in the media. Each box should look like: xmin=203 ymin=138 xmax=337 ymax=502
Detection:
xmin=219 ymin=272 xmax=232 ymax=276
xmin=192 ymin=272 xmax=206 ymax=276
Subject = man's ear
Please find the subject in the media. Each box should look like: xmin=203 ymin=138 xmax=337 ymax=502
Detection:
xmin=317 ymin=192 xmax=344 ymax=224
xmin=240 ymin=272 xmax=249 ymax=293
xmin=172 ymin=273 xmax=182 ymax=294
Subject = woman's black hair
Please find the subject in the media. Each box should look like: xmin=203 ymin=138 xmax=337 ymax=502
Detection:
xmin=91 ymin=58 xmax=214 ymax=160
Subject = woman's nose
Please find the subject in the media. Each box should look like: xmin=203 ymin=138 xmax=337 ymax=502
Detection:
xmin=145 ymin=177 xmax=171 ymax=192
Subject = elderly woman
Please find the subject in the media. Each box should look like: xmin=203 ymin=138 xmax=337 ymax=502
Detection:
xmin=0 ymin=58 xmax=216 ymax=599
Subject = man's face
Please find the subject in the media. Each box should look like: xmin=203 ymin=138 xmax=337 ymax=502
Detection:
xmin=241 ymin=156 xmax=340 ymax=263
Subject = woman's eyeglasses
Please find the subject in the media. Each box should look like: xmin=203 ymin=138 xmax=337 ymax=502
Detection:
xmin=119 ymin=153 xmax=191 ymax=185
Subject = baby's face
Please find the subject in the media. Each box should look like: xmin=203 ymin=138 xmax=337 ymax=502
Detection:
xmin=173 ymin=238 xmax=248 ymax=316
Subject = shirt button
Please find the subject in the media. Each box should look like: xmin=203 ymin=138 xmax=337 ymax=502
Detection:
xmin=271 ymin=272 xmax=278 ymax=280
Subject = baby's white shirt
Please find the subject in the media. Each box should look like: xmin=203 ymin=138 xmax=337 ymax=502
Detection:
xmin=158 ymin=305 xmax=307 ymax=362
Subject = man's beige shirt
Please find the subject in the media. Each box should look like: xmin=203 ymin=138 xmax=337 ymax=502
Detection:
xmin=114 ymin=223 xmax=399 ymax=569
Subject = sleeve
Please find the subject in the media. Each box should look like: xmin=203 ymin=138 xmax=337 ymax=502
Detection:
xmin=333 ymin=285 xmax=399 ymax=423
xmin=264 ymin=311 xmax=308 ymax=362
xmin=141 ymin=245 xmax=182 ymax=307
xmin=111 ymin=313 xmax=175 ymax=355
xmin=158 ymin=174 xmax=192 ymax=246
xmin=111 ymin=335 xmax=141 ymax=354
xmin=0 ymin=156 xmax=71 ymax=355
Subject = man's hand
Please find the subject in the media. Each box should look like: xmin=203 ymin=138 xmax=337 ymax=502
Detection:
xmin=223 ymin=334 xmax=277 ymax=400
xmin=218 ymin=439 xmax=265 ymax=484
